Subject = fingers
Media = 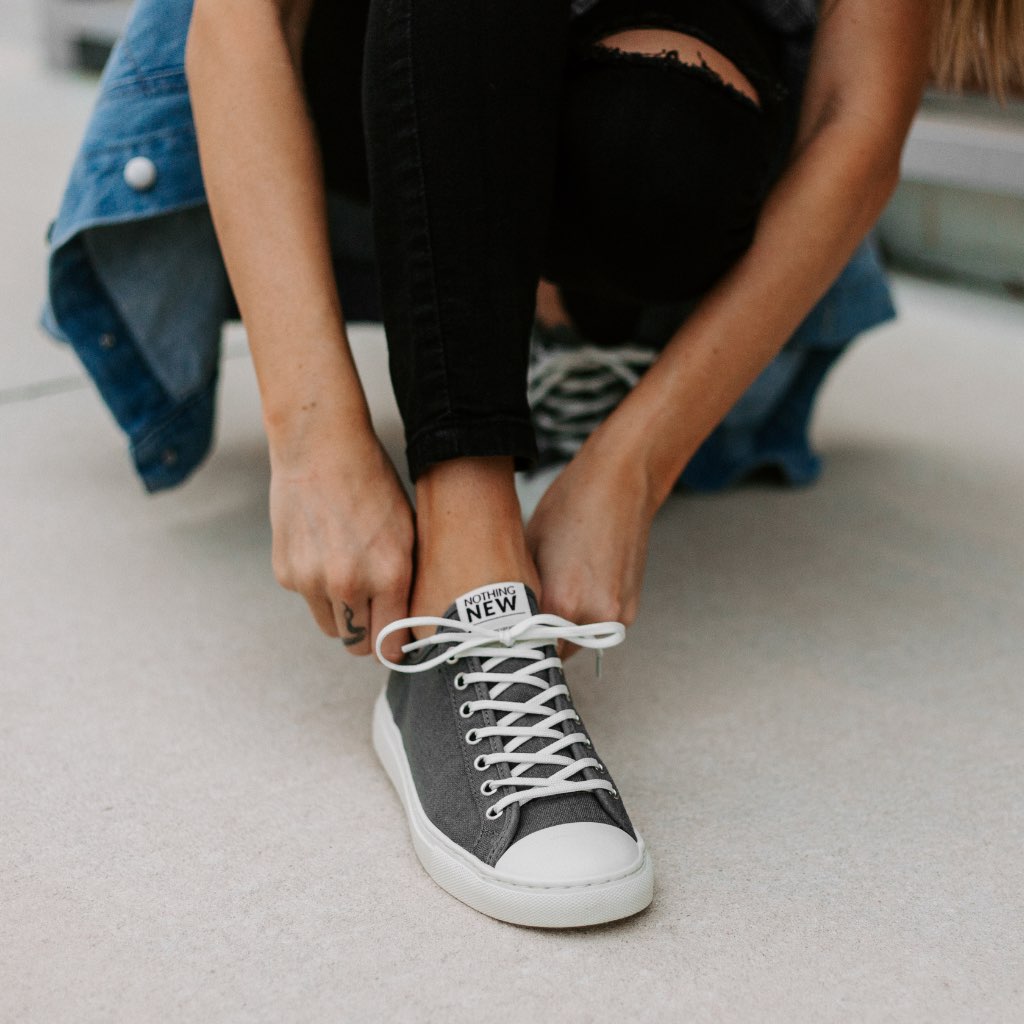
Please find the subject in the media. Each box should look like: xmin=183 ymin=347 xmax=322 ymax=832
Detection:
xmin=287 ymin=567 xmax=408 ymax=659
xmin=267 ymin=449 xmax=416 ymax=659
xmin=305 ymin=585 xmax=392 ymax=660
xmin=371 ymin=587 xmax=412 ymax=666
xmin=304 ymin=594 xmax=340 ymax=639
xmin=331 ymin=596 xmax=372 ymax=656
xmin=292 ymin=575 xmax=370 ymax=653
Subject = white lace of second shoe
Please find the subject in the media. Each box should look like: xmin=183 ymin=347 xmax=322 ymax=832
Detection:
xmin=376 ymin=614 xmax=626 ymax=818
xmin=528 ymin=342 xmax=657 ymax=459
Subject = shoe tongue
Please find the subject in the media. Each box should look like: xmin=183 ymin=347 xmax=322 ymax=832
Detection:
xmin=449 ymin=581 xmax=535 ymax=630
xmin=440 ymin=581 xmax=542 ymax=703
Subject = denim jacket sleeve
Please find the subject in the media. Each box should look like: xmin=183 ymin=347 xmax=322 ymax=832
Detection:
xmin=41 ymin=0 xmax=227 ymax=492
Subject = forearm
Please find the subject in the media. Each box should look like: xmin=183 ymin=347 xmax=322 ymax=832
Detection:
xmin=185 ymin=0 xmax=371 ymax=454
xmin=594 ymin=0 xmax=932 ymax=511
xmin=613 ymin=122 xmax=898 ymax=507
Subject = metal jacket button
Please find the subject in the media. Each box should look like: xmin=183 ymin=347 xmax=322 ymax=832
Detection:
xmin=123 ymin=156 xmax=157 ymax=192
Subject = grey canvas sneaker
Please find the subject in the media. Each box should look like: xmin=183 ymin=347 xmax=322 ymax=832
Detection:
xmin=374 ymin=581 xmax=654 ymax=928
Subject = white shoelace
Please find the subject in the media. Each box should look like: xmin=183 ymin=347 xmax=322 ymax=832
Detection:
xmin=528 ymin=342 xmax=657 ymax=458
xmin=376 ymin=614 xmax=625 ymax=818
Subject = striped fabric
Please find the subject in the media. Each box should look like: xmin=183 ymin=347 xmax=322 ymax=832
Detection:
xmin=528 ymin=326 xmax=659 ymax=464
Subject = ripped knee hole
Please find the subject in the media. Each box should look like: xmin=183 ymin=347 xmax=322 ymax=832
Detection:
xmin=594 ymin=28 xmax=761 ymax=108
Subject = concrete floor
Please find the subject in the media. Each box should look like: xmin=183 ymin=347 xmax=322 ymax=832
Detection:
xmin=3 ymin=13 xmax=1024 ymax=1024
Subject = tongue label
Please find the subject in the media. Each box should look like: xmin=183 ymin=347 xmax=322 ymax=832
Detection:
xmin=456 ymin=582 xmax=530 ymax=628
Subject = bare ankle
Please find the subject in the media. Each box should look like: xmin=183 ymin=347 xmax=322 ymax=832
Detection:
xmin=412 ymin=457 xmax=540 ymax=627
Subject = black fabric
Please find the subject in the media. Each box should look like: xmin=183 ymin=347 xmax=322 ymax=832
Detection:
xmin=545 ymin=45 xmax=782 ymax=305
xmin=363 ymin=0 xmax=569 ymax=480
xmin=545 ymin=0 xmax=789 ymax=330
xmin=305 ymin=0 xmax=792 ymax=477
xmin=302 ymin=1 xmax=372 ymax=203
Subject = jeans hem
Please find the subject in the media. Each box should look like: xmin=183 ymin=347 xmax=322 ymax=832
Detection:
xmin=406 ymin=419 xmax=539 ymax=482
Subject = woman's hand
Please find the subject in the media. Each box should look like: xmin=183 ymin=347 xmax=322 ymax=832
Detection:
xmin=269 ymin=414 xmax=414 ymax=664
xmin=190 ymin=1 xmax=416 ymax=661
xmin=526 ymin=434 xmax=656 ymax=650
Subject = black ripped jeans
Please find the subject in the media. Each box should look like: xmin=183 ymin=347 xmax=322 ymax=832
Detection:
xmin=302 ymin=0 xmax=791 ymax=481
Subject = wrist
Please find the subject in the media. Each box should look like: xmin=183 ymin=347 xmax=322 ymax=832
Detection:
xmin=255 ymin=327 xmax=373 ymax=461
xmin=578 ymin=419 xmax=663 ymax=521
xmin=264 ymin=390 xmax=375 ymax=469
xmin=594 ymin=373 xmax=710 ymax=510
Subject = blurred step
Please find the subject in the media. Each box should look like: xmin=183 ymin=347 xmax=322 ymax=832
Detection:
xmin=879 ymin=92 xmax=1024 ymax=296
xmin=40 ymin=0 xmax=130 ymax=72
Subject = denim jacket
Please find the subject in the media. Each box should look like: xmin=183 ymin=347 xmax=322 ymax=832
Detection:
xmin=41 ymin=0 xmax=894 ymax=493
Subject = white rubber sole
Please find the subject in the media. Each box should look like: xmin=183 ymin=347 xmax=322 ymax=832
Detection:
xmin=372 ymin=688 xmax=655 ymax=928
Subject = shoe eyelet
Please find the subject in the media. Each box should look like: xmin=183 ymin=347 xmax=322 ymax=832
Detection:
xmin=583 ymin=738 xmax=593 ymax=747
xmin=473 ymin=755 xmax=488 ymax=771
xmin=608 ymin=788 xmax=619 ymax=799
xmin=485 ymin=805 xmax=503 ymax=820
xmin=446 ymin=654 xmax=459 ymax=665
xmin=596 ymin=764 xmax=606 ymax=773
xmin=480 ymin=780 xmax=496 ymax=796
xmin=458 ymin=701 xmax=473 ymax=718
xmin=453 ymin=673 xmax=468 ymax=690
xmin=465 ymin=730 xmax=482 ymax=745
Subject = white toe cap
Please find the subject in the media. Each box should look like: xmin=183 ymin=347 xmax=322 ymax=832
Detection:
xmin=494 ymin=822 xmax=641 ymax=883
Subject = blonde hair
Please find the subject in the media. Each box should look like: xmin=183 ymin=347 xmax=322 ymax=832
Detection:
xmin=931 ymin=0 xmax=1024 ymax=100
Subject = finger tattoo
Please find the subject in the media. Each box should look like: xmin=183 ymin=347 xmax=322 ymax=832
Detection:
xmin=341 ymin=602 xmax=368 ymax=647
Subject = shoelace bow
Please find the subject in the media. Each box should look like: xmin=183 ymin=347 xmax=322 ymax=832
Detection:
xmin=376 ymin=614 xmax=625 ymax=818
xmin=528 ymin=342 xmax=657 ymax=457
